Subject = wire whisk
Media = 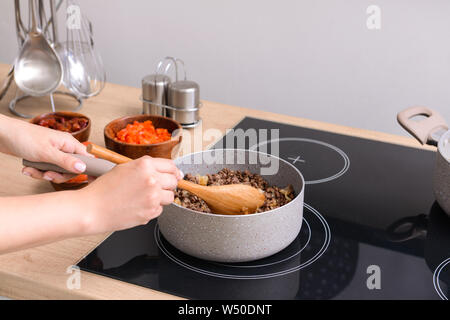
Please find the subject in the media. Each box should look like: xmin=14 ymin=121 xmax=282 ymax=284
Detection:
xmin=60 ymin=0 xmax=106 ymax=99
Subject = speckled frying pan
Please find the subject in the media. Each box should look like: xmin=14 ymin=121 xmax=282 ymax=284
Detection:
xmin=158 ymin=149 xmax=305 ymax=263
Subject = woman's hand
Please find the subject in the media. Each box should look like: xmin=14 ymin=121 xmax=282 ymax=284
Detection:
xmin=0 ymin=115 xmax=90 ymax=183
xmin=0 ymin=156 xmax=182 ymax=254
xmin=78 ymin=156 xmax=182 ymax=234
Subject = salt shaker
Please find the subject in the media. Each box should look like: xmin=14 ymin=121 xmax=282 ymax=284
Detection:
xmin=142 ymin=74 xmax=171 ymax=116
xmin=166 ymin=80 xmax=202 ymax=128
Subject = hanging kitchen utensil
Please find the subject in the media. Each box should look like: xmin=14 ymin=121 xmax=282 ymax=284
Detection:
xmin=14 ymin=0 xmax=27 ymax=47
xmin=9 ymin=0 xmax=84 ymax=118
xmin=0 ymin=67 xmax=14 ymax=101
xmin=397 ymin=107 xmax=450 ymax=216
xmin=62 ymin=0 xmax=105 ymax=98
xmin=14 ymin=0 xmax=63 ymax=97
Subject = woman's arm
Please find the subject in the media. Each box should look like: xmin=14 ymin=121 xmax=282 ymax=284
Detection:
xmin=0 ymin=157 xmax=180 ymax=254
xmin=0 ymin=191 xmax=86 ymax=254
xmin=0 ymin=114 xmax=182 ymax=254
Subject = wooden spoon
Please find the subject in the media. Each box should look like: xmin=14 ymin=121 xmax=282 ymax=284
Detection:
xmin=87 ymin=143 xmax=266 ymax=215
xmin=176 ymin=180 xmax=266 ymax=215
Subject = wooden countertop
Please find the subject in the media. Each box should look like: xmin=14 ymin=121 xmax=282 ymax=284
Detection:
xmin=0 ymin=63 xmax=433 ymax=300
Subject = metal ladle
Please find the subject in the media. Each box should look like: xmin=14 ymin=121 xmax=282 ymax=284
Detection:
xmin=14 ymin=0 xmax=63 ymax=97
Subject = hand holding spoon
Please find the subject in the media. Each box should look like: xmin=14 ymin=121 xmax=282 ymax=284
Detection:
xmin=23 ymin=144 xmax=266 ymax=215
xmin=86 ymin=144 xmax=266 ymax=215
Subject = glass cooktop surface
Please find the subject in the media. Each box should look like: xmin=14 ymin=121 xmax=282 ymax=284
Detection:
xmin=78 ymin=117 xmax=450 ymax=300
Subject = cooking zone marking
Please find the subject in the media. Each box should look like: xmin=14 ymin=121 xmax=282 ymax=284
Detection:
xmin=155 ymin=203 xmax=331 ymax=280
xmin=433 ymin=257 xmax=450 ymax=300
xmin=250 ymin=138 xmax=350 ymax=185
xmin=288 ymin=156 xmax=306 ymax=164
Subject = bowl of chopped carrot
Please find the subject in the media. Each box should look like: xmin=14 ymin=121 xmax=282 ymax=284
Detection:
xmin=104 ymin=115 xmax=183 ymax=159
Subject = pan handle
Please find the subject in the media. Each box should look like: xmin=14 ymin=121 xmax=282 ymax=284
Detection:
xmin=397 ymin=107 xmax=448 ymax=146
xmin=386 ymin=214 xmax=428 ymax=242
xmin=23 ymin=154 xmax=116 ymax=177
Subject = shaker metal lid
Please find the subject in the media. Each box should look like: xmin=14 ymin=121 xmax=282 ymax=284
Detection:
xmin=142 ymin=74 xmax=171 ymax=102
xmin=168 ymin=80 xmax=200 ymax=109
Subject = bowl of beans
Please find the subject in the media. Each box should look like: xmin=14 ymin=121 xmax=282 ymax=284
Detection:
xmin=31 ymin=113 xmax=91 ymax=192
xmin=104 ymin=115 xmax=182 ymax=159
xmin=31 ymin=111 xmax=91 ymax=143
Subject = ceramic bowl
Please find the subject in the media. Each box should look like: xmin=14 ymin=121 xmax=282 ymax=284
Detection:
xmin=30 ymin=111 xmax=91 ymax=143
xmin=104 ymin=115 xmax=182 ymax=159
xmin=50 ymin=180 xmax=88 ymax=191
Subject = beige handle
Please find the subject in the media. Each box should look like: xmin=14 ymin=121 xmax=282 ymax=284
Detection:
xmin=87 ymin=143 xmax=132 ymax=164
xmin=397 ymin=106 xmax=448 ymax=145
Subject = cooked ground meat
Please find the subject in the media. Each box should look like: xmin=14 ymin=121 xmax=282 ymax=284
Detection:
xmin=174 ymin=168 xmax=295 ymax=214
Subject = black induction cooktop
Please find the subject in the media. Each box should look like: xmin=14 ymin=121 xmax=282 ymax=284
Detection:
xmin=78 ymin=117 xmax=450 ymax=300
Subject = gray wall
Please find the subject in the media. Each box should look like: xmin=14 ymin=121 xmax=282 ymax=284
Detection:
xmin=1 ymin=0 xmax=450 ymax=136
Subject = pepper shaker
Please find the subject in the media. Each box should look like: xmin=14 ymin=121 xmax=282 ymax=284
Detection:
xmin=166 ymin=80 xmax=202 ymax=128
xmin=141 ymin=57 xmax=178 ymax=116
xmin=142 ymin=74 xmax=171 ymax=116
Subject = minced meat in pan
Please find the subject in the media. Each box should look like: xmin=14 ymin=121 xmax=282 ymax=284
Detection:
xmin=174 ymin=168 xmax=295 ymax=214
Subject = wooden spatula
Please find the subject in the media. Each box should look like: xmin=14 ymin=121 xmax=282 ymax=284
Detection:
xmin=87 ymin=144 xmax=266 ymax=215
